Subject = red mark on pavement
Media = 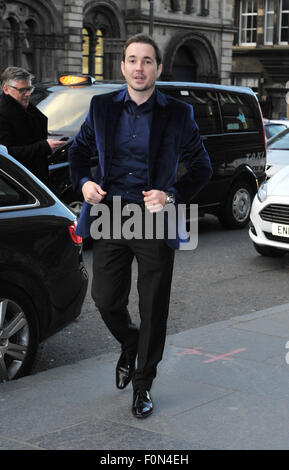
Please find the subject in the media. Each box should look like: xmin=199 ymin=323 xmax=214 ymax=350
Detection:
xmin=202 ymin=348 xmax=246 ymax=363
xmin=177 ymin=347 xmax=246 ymax=363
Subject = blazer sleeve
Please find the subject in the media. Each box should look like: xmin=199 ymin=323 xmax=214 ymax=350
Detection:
xmin=173 ymin=104 xmax=213 ymax=203
xmin=68 ymin=97 xmax=98 ymax=192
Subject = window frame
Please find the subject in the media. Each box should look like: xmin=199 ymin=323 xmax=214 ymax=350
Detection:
xmin=264 ymin=0 xmax=274 ymax=45
xmin=239 ymin=0 xmax=258 ymax=46
xmin=158 ymin=86 xmax=223 ymax=135
xmin=217 ymin=91 xmax=260 ymax=133
xmin=279 ymin=0 xmax=289 ymax=44
xmin=0 ymin=170 xmax=40 ymax=213
xmin=82 ymin=27 xmax=104 ymax=80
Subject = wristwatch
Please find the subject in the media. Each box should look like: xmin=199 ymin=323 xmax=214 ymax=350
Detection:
xmin=165 ymin=192 xmax=175 ymax=205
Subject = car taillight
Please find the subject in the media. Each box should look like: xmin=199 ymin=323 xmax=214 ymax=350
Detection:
xmin=68 ymin=222 xmax=82 ymax=244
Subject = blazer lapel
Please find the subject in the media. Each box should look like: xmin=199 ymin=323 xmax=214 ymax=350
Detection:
xmin=148 ymin=90 xmax=171 ymax=185
xmin=104 ymin=89 xmax=126 ymax=177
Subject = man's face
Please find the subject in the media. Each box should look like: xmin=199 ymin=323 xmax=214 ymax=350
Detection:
xmin=121 ymin=42 xmax=162 ymax=94
xmin=3 ymin=79 xmax=33 ymax=108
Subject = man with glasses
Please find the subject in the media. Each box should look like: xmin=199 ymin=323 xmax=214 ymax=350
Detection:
xmin=0 ymin=67 xmax=63 ymax=184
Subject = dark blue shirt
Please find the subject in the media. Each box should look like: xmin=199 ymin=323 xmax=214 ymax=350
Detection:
xmin=105 ymin=91 xmax=155 ymax=203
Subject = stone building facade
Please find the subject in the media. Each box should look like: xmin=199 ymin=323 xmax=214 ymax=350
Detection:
xmin=232 ymin=0 xmax=289 ymax=119
xmin=0 ymin=0 xmax=234 ymax=86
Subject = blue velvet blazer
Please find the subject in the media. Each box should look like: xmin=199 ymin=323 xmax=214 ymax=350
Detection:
xmin=68 ymin=87 xmax=212 ymax=249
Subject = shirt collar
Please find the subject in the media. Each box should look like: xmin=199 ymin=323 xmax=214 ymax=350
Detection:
xmin=124 ymin=89 xmax=156 ymax=112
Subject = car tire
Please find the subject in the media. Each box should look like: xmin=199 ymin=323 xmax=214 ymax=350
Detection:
xmin=0 ymin=283 xmax=39 ymax=382
xmin=253 ymin=242 xmax=286 ymax=258
xmin=60 ymin=187 xmax=84 ymax=218
xmin=68 ymin=199 xmax=83 ymax=218
xmin=219 ymin=180 xmax=253 ymax=229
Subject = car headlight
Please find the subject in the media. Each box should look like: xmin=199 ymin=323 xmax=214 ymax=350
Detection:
xmin=257 ymin=182 xmax=268 ymax=202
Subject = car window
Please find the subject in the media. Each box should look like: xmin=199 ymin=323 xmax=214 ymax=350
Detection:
xmin=0 ymin=172 xmax=35 ymax=209
xmin=218 ymin=92 xmax=259 ymax=132
xmin=268 ymin=129 xmax=289 ymax=150
xmin=159 ymin=87 xmax=221 ymax=135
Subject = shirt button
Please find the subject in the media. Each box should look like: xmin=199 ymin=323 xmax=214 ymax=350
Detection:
xmin=132 ymin=134 xmax=136 ymax=138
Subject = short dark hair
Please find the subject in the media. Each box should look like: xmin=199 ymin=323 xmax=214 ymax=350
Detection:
xmin=0 ymin=67 xmax=34 ymax=88
xmin=122 ymin=34 xmax=162 ymax=66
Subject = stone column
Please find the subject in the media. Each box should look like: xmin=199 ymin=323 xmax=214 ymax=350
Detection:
xmin=63 ymin=0 xmax=84 ymax=74
xmin=104 ymin=38 xmax=125 ymax=80
xmin=220 ymin=0 xmax=234 ymax=85
xmin=256 ymin=0 xmax=264 ymax=47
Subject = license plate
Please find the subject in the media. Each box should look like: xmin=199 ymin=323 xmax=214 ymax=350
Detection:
xmin=272 ymin=223 xmax=289 ymax=238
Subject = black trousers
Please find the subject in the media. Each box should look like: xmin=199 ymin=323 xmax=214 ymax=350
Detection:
xmin=91 ymin=236 xmax=175 ymax=391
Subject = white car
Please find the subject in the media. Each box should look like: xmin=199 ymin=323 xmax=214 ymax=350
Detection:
xmin=249 ymin=165 xmax=289 ymax=257
xmin=266 ymin=127 xmax=289 ymax=177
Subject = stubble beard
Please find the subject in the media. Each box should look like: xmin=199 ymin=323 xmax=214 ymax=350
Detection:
xmin=129 ymin=79 xmax=156 ymax=94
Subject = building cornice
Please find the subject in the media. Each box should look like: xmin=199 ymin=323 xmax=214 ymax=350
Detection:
xmin=126 ymin=15 xmax=235 ymax=33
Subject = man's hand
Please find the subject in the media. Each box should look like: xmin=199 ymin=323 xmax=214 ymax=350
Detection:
xmin=82 ymin=181 xmax=107 ymax=204
xmin=47 ymin=139 xmax=65 ymax=152
xmin=142 ymin=190 xmax=166 ymax=213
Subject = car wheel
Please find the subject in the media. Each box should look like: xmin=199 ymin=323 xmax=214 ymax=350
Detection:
xmin=68 ymin=200 xmax=83 ymax=218
xmin=219 ymin=181 xmax=253 ymax=229
xmin=60 ymin=188 xmax=84 ymax=218
xmin=253 ymin=242 xmax=286 ymax=258
xmin=0 ymin=284 xmax=38 ymax=382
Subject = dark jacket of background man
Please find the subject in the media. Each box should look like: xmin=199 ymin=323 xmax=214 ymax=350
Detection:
xmin=0 ymin=93 xmax=51 ymax=184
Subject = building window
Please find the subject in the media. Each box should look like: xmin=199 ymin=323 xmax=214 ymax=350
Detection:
xmin=264 ymin=0 xmax=274 ymax=45
xmin=3 ymin=17 xmax=18 ymax=66
xmin=233 ymin=75 xmax=259 ymax=88
xmin=280 ymin=0 xmax=289 ymax=44
xmin=82 ymin=28 xmax=104 ymax=80
xmin=239 ymin=0 xmax=257 ymax=45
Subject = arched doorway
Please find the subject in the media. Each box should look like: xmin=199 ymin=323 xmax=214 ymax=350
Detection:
xmin=172 ymin=44 xmax=197 ymax=81
xmin=163 ymin=32 xmax=219 ymax=83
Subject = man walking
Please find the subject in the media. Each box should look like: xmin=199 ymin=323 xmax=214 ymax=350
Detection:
xmin=69 ymin=34 xmax=212 ymax=418
xmin=0 ymin=67 xmax=63 ymax=184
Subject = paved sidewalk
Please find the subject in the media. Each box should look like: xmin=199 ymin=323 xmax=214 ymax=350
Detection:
xmin=1 ymin=303 xmax=289 ymax=450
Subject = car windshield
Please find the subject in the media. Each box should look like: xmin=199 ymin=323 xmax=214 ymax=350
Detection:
xmin=265 ymin=124 xmax=287 ymax=139
xmin=268 ymin=129 xmax=289 ymax=150
xmin=31 ymin=85 xmax=123 ymax=135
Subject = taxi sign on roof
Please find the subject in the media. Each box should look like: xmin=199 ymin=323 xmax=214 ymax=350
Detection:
xmin=59 ymin=75 xmax=92 ymax=86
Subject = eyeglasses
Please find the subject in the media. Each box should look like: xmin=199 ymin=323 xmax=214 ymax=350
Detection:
xmin=7 ymin=85 xmax=35 ymax=94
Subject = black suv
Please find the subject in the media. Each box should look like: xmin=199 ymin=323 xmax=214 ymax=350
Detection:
xmin=0 ymin=145 xmax=88 ymax=382
xmin=32 ymin=76 xmax=266 ymax=229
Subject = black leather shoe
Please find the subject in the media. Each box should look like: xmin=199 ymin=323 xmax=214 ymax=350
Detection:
xmin=116 ymin=350 xmax=136 ymax=390
xmin=132 ymin=390 xmax=153 ymax=418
